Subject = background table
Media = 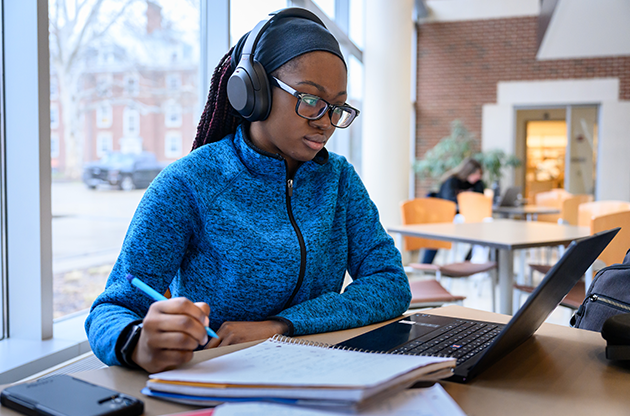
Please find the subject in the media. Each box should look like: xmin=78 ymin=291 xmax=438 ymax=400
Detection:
xmin=493 ymin=205 xmax=561 ymax=220
xmin=2 ymin=306 xmax=628 ymax=416
xmin=388 ymin=219 xmax=590 ymax=314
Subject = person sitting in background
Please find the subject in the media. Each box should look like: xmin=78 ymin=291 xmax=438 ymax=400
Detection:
xmin=422 ymin=158 xmax=485 ymax=264
xmin=436 ymin=158 xmax=484 ymax=204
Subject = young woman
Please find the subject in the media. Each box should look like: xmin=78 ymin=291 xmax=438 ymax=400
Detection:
xmin=436 ymin=157 xmax=485 ymax=204
xmin=85 ymin=8 xmax=411 ymax=373
xmin=422 ymin=157 xmax=485 ymax=264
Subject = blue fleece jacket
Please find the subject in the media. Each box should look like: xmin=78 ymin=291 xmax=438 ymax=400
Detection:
xmin=85 ymin=125 xmax=411 ymax=366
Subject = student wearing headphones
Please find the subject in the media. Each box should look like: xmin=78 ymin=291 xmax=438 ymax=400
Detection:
xmin=85 ymin=8 xmax=411 ymax=373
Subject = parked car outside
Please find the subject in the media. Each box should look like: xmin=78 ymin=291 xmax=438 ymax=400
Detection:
xmin=82 ymin=151 xmax=166 ymax=191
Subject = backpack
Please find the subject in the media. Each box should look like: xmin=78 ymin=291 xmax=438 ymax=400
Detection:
xmin=571 ymin=248 xmax=630 ymax=332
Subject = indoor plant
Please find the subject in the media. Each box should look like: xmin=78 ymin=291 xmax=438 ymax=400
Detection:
xmin=414 ymin=120 xmax=521 ymax=195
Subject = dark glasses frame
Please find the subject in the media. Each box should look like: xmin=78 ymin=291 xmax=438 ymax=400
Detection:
xmin=271 ymin=77 xmax=360 ymax=128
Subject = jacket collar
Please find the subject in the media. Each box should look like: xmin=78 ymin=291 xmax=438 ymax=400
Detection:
xmin=233 ymin=124 xmax=329 ymax=179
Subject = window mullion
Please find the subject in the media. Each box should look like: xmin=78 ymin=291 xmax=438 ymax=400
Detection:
xmin=5 ymin=1 xmax=52 ymax=340
xmin=199 ymin=0 xmax=230 ymax=118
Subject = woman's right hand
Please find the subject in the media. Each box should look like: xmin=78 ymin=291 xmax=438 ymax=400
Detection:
xmin=131 ymin=298 xmax=210 ymax=373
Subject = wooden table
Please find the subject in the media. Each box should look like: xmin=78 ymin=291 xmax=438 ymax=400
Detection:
xmin=2 ymin=306 xmax=628 ymax=416
xmin=494 ymin=205 xmax=561 ymax=220
xmin=388 ymin=219 xmax=590 ymax=314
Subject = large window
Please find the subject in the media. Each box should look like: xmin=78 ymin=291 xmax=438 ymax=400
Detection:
xmin=0 ymin=1 xmax=6 ymax=340
xmin=49 ymin=0 xmax=201 ymax=319
xmin=1 ymin=0 xmax=365 ymax=380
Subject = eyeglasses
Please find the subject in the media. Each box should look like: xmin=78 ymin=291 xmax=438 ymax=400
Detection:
xmin=271 ymin=77 xmax=360 ymax=129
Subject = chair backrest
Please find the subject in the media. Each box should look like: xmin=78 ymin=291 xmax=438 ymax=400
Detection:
xmin=457 ymin=192 xmax=493 ymax=223
xmin=578 ymin=200 xmax=630 ymax=228
xmin=527 ymin=180 xmax=555 ymax=204
xmin=561 ymin=194 xmax=593 ymax=226
xmin=591 ymin=210 xmax=630 ymax=266
xmin=400 ymin=198 xmax=456 ymax=251
xmin=535 ymin=188 xmax=572 ymax=223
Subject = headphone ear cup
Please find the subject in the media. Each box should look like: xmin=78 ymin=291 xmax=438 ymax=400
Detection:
xmin=227 ymin=64 xmax=255 ymax=119
xmin=227 ymin=59 xmax=271 ymax=122
xmin=249 ymin=60 xmax=271 ymax=121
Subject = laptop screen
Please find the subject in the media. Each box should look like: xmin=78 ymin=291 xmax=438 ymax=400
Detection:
xmin=466 ymin=227 xmax=619 ymax=378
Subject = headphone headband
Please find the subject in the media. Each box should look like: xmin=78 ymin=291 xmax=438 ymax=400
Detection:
xmin=241 ymin=8 xmax=325 ymax=61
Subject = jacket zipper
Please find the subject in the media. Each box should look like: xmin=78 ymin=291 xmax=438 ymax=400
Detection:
xmin=282 ymin=174 xmax=306 ymax=310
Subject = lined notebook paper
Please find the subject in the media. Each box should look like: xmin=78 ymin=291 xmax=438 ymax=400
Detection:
xmin=146 ymin=336 xmax=456 ymax=406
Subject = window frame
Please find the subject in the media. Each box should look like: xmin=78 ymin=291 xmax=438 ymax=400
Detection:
xmin=164 ymin=131 xmax=183 ymax=159
xmin=4 ymin=0 xmax=53 ymax=343
xmin=0 ymin=0 xmax=7 ymax=341
xmin=164 ymin=101 xmax=183 ymax=128
xmin=166 ymin=73 xmax=182 ymax=91
xmin=96 ymin=132 xmax=113 ymax=158
xmin=96 ymin=101 xmax=113 ymax=129
xmin=124 ymin=73 xmax=139 ymax=97
xmin=122 ymin=106 xmax=140 ymax=137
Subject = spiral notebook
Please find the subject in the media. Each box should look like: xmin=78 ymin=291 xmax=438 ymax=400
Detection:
xmin=145 ymin=335 xmax=455 ymax=408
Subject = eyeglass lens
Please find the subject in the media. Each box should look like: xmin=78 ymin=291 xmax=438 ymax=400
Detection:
xmin=297 ymin=94 xmax=356 ymax=128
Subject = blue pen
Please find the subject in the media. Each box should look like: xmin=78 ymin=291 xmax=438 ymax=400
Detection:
xmin=125 ymin=273 xmax=219 ymax=339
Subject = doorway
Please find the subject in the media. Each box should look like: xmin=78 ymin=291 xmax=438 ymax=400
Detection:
xmin=515 ymin=106 xmax=598 ymax=202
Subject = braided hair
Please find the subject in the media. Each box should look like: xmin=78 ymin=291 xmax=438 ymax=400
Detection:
xmin=191 ymin=46 xmax=241 ymax=151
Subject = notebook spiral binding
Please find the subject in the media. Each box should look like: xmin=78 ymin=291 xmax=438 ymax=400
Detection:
xmin=270 ymin=334 xmax=453 ymax=360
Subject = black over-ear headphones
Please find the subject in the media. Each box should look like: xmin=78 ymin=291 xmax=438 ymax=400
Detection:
xmin=227 ymin=8 xmax=325 ymax=122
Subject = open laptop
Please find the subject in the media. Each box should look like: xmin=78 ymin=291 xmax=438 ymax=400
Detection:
xmin=337 ymin=228 xmax=619 ymax=382
xmin=495 ymin=186 xmax=522 ymax=207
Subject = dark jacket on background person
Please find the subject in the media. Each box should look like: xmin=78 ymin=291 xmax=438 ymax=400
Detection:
xmin=437 ymin=176 xmax=485 ymax=204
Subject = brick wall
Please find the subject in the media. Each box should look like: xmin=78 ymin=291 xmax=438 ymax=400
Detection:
xmin=415 ymin=16 xmax=630 ymax=196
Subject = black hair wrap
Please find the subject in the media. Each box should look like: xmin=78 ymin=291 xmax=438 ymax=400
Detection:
xmin=230 ymin=17 xmax=346 ymax=74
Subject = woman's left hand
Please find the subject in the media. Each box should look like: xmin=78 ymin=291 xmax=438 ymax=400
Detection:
xmin=206 ymin=320 xmax=289 ymax=348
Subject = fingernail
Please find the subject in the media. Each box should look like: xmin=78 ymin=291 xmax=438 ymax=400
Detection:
xmin=203 ymin=335 xmax=209 ymax=345
xmin=204 ymin=317 xmax=209 ymax=327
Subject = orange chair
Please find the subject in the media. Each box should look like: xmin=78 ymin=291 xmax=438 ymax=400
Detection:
xmin=517 ymin=209 xmax=630 ymax=310
xmin=528 ymin=192 xmax=591 ymax=278
xmin=560 ymin=194 xmax=593 ymax=225
xmin=579 ymin=200 xmax=630 ymax=288
xmin=534 ymin=188 xmax=572 ymax=223
xmin=400 ymin=197 xmax=457 ymax=255
xmin=457 ymin=192 xmax=493 ymax=223
xmin=587 ymin=210 xmax=630 ymax=271
xmin=578 ymin=201 xmax=630 ymax=228
xmin=400 ymin=198 xmax=464 ymax=309
xmin=401 ymin=198 xmax=497 ymax=311
xmin=567 ymin=210 xmax=630 ymax=305
xmin=527 ymin=180 xmax=555 ymax=206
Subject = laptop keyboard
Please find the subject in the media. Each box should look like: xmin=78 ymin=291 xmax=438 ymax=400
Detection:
xmin=390 ymin=320 xmax=502 ymax=365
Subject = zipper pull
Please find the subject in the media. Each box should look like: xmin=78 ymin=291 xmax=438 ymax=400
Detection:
xmin=287 ymin=179 xmax=293 ymax=197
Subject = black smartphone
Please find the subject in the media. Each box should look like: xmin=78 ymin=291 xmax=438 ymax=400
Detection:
xmin=0 ymin=374 xmax=144 ymax=416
